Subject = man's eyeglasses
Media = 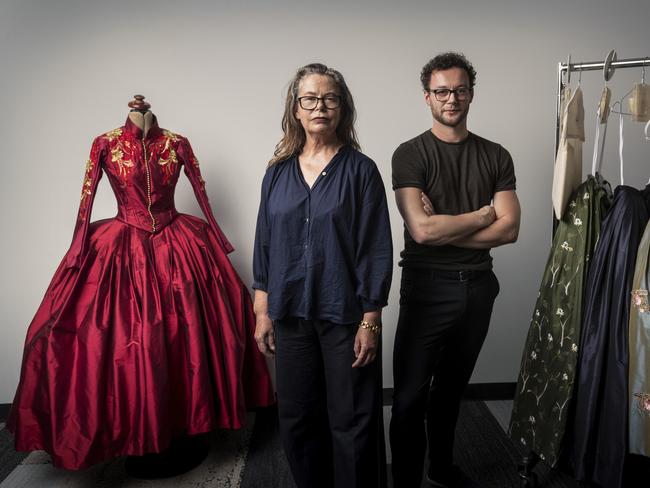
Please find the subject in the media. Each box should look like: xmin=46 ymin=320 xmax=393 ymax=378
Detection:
xmin=298 ymin=95 xmax=341 ymax=110
xmin=428 ymin=87 xmax=472 ymax=102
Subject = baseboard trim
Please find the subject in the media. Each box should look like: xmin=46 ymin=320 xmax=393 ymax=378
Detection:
xmin=383 ymin=382 xmax=516 ymax=406
xmin=0 ymin=403 xmax=10 ymax=423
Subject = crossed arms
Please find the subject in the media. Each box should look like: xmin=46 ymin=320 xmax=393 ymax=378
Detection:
xmin=394 ymin=187 xmax=520 ymax=249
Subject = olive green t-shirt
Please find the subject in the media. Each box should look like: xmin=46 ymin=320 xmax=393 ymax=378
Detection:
xmin=391 ymin=130 xmax=516 ymax=270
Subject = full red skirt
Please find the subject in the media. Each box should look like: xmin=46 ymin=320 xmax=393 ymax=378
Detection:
xmin=7 ymin=215 xmax=274 ymax=469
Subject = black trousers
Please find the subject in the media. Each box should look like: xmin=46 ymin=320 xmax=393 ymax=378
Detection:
xmin=275 ymin=317 xmax=386 ymax=488
xmin=389 ymin=268 xmax=500 ymax=487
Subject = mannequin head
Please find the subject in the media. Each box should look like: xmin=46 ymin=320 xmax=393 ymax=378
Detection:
xmin=127 ymin=95 xmax=155 ymax=135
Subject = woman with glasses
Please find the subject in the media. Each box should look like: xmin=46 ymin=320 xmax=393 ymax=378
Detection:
xmin=252 ymin=63 xmax=392 ymax=488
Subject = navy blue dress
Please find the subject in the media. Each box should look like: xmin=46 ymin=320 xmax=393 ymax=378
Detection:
xmin=570 ymin=184 xmax=650 ymax=488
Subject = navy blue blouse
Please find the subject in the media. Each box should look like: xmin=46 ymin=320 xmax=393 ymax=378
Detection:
xmin=253 ymin=146 xmax=393 ymax=324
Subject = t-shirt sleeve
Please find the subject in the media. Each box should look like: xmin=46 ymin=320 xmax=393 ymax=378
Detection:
xmin=495 ymin=145 xmax=516 ymax=193
xmin=392 ymin=142 xmax=427 ymax=191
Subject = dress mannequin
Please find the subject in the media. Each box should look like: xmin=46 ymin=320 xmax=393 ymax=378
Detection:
xmin=121 ymin=95 xmax=210 ymax=479
xmin=6 ymin=93 xmax=274 ymax=475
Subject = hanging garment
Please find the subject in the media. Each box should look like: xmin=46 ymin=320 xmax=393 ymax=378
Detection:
xmin=6 ymin=116 xmax=275 ymax=470
xmin=570 ymin=184 xmax=650 ymax=488
xmin=552 ymin=86 xmax=585 ymax=219
xmin=629 ymin=220 xmax=650 ymax=457
xmin=509 ymin=175 xmax=611 ymax=466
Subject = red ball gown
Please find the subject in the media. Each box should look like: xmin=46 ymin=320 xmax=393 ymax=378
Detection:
xmin=7 ymin=115 xmax=274 ymax=470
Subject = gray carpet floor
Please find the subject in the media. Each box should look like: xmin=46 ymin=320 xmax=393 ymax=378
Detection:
xmin=239 ymin=401 xmax=579 ymax=488
xmin=0 ymin=402 xmax=581 ymax=487
xmin=0 ymin=417 xmax=253 ymax=488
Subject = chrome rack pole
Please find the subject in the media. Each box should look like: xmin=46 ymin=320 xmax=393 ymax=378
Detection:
xmin=559 ymin=57 xmax=649 ymax=75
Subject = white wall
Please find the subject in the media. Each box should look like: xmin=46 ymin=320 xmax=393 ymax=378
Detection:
xmin=1 ymin=0 xmax=649 ymax=402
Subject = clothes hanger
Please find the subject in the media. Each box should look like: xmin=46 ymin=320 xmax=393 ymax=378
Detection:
xmin=641 ymin=59 xmax=650 ymax=141
xmin=558 ymin=54 xmax=572 ymax=139
xmin=559 ymin=54 xmax=573 ymax=118
xmin=578 ymin=64 xmax=582 ymax=85
xmin=562 ymin=54 xmax=572 ymax=87
xmin=603 ymin=50 xmax=617 ymax=82
xmin=608 ymin=58 xmax=650 ymax=184
xmin=592 ymin=50 xmax=616 ymax=178
xmin=610 ymin=58 xmax=649 ymax=118
xmin=628 ymin=58 xmax=649 ymax=122
xmin=598 ymin=50 xmax=615 ymax=122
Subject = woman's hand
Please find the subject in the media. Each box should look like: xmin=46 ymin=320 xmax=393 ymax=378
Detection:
xmin=254 ymin=314 xmax=275 ymax=357
xmin=253 ymin=290 xmax=275 ymax=357
xmin=352 ymin=310 xmax=381 ymax=368
xmin=352 ymin=327 xmax=378 ymax=368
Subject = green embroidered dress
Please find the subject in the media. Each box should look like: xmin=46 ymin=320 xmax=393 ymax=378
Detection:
xmin=509 ymin=175 xmax=611 ymax=466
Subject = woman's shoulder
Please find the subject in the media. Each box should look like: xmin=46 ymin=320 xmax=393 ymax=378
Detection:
xmin=262 ymin=156 xmax=294 ymax=188
xmin=343 ymin=146 xmax=377 ymax=172
xmin=268 ymin=154 xmax=296 ymax=170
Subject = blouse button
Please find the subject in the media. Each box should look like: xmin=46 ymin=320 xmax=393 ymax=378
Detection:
xmin=321 ymin=171 xmax=327 ymax=176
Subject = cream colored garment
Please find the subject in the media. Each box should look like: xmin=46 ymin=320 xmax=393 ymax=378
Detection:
xmin=629 ymin=83 xmax=650 ymax=122
xmin=629 ymin=220 xmax=650 ymax=457
xmin=552 ymin=86 xmax=585 ymax=219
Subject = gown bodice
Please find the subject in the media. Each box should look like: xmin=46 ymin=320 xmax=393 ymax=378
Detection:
xmin=67 ymin=115 xmax=233 ymax=268
xmin=101 ymin=123 xmax=183 ymax=233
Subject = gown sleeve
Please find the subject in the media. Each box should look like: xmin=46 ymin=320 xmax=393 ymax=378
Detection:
xmin=178 ymin=137 xmax=234 ymax=254
xmin=64 ymin=137 xmax=104 ymax=269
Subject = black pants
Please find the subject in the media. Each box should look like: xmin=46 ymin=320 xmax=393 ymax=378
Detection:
xmin=275 ymin=317 xmax=386 ymax=488
xmin=389 ymin=268 xmax=499 ymax=487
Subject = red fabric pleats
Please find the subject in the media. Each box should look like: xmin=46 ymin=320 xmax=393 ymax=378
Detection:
xmin=8 ymin=215 xmax=274 ymax=470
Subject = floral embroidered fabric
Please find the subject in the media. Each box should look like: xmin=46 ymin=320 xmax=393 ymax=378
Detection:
xmin=509 ymin=175 xmax=611 ymax=466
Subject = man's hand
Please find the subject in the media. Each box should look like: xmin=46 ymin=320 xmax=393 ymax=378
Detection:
xmin=451 ymin=191 xmax=520 ymax=249
xmin=476 ymin=205 xmax=496 ymax=226
xmin=422 ymin=191 xmax=495 ymax=226
xmin=397 ymin=188 xmax=493 ymax=246
xmin=421 ymin=192 xmax=434 ymax=215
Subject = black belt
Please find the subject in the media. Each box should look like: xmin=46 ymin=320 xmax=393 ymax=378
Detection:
xmin=402 ymin=267 xmax=491 ymax=282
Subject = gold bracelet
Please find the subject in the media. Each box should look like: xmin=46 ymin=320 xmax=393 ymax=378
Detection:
xmin=358 ymin=320 xmax=381 ymax=334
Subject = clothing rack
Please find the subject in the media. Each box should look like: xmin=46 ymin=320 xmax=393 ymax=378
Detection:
xmin=554 ymin=53 xmax=649 ymax=160
xmin=521 ymin=53 xmax=650 ymax=488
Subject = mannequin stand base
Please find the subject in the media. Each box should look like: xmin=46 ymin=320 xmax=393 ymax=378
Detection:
xmin=125 ymin=434 xmax=209 ymax=479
